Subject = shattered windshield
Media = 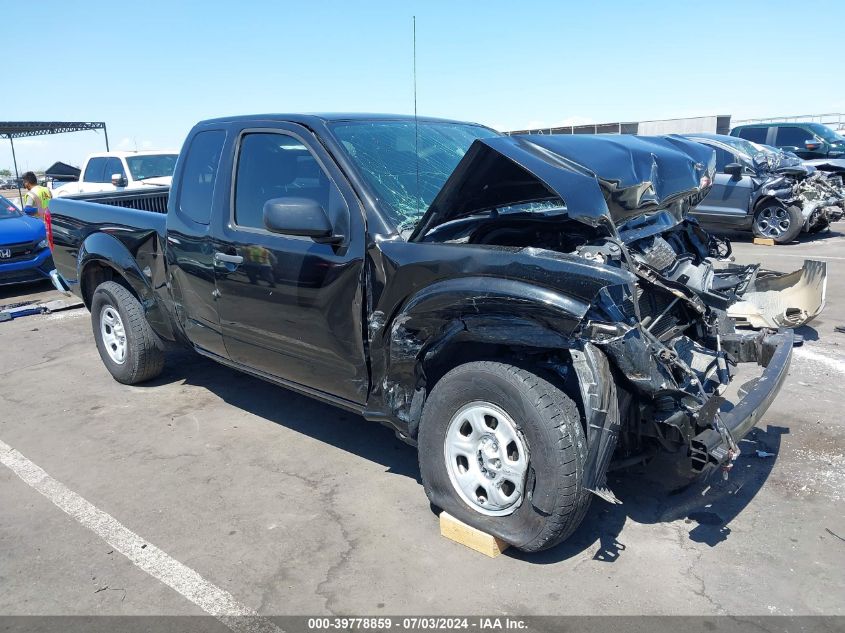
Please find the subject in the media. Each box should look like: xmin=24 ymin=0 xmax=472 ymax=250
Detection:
xmin=715 ymin=136 xmax=761 ymax=162
xmin=330 ymin=120 xmax=499 ymax=231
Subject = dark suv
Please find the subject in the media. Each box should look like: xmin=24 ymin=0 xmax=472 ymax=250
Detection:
xmin=731 ymin=122 xmax=845 ymax=160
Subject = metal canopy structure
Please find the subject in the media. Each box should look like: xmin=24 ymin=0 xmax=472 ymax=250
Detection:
xmin=1 ymin=121 xmax=109 ymax=202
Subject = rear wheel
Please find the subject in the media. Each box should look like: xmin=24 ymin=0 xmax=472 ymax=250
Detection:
xmin=418 ymin=361 xmax=590 ymax=552
xmin=752 ymin=202 xmax=802 ymax=244
xmin=91 ymin=281 xmax=164 ymax=384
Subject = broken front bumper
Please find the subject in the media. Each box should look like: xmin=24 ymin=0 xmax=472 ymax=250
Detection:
xmin=690 ymin=330 xmax=793 ymax=472
xmin=728 ymin=259 xmax=827 ymax=329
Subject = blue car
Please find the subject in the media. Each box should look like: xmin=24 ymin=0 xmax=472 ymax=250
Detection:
xmin=0 ymin=195 xmax=55 ymax=286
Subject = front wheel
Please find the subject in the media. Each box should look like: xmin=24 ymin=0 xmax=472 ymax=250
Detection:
xmin=752 ymin=203 xmax=802 ymax=244
xmin=91 ymin=281 xmax=164 ymax=384
xmin=418 ymin=361 xmax=590 ymax=552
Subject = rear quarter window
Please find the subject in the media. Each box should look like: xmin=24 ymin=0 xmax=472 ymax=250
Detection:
xmin=735 ymin=127 xmax=768 ymax=143
xmin=83 ymin=157 xmax=107 ymax=183
xmin=177 ymin=130 xmax=226 ymax=225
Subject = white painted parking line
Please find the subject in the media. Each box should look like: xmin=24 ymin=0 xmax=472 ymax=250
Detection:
xmin=0 ymin=438 xmax=283 ymax=633
xmin=767 ymin=253 xmax=845 ymax=261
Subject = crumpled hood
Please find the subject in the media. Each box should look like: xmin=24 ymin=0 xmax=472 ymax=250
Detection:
xmin=410 ymin=133 xmax=715 ymax=242
xmin=805 ymin=158 xmax=845 ymax=171
xmin=0 ymin=215 xmax=46 ymax=245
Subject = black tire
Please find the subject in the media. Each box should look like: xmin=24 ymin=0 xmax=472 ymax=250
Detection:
xmin=418 ymin=361 xmax=590 ymax=552
xmin=752 ymin=202 xmax=802 ymax=244
xmin=90 ymin=281 xmax=164 ymax=385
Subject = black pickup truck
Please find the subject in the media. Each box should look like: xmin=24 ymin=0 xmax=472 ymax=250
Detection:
xmin=49 ymin=114 xmax=812 ymax=552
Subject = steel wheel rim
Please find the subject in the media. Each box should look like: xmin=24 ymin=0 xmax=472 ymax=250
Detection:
xmin=100 ymin=305 xmax=127 ymax=365
xmin=443 ymin=401 xmax=529 ymax=516
xmin=755 ymin=206 xmax=791 ymax=238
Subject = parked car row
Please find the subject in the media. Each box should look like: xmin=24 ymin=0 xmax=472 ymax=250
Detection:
xmin=684 ymin=129 xmax=845 ymax=243
xmin=731 ymin=122 xmax=845 ymax=160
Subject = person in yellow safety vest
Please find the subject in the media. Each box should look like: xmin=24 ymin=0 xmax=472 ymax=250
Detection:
xmin=22 ymin=171 xmax=51 ymax=220
xmin=242 ymin=244 xmax=277 ymax=287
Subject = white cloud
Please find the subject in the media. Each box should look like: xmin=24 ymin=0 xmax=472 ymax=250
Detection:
xmin=14 ymin=138 xmax=48 ymax=147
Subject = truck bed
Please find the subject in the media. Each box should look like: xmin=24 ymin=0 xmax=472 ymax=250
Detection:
xmin=48 ymin=188 xmax=170 ymax=306
xmin=59 ymin=186 xmax=170 ymax=214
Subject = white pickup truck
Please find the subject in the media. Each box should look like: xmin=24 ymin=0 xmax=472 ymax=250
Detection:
xmin=53 ymin=150 xmax=178 ymax=197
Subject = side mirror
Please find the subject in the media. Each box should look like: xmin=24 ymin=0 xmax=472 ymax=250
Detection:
xmin=805 ymin=139 xmax=822 ymax=151
xmin=724 ymin=163 xmax=744 ymax=177
xmin=262 ymin=197 xmax=342 ymax=243
xmin=111 ymin=173 xmax=127 ymax=187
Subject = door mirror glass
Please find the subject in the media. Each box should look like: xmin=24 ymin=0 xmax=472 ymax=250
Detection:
xmin=724 ymin=163 xmax=744 ymax=177
xmin=263 ymin=197 xmax=341 ymax=243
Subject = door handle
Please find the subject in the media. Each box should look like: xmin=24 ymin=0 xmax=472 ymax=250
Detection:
xmin=214 ymin=252 xmax=243 ymax=265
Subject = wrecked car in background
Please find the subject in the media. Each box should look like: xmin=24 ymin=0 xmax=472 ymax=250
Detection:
xmin=47 ymin=115 xmax=816 ymax=551
xmin=684 ymin=133 xmax=845 ymax=243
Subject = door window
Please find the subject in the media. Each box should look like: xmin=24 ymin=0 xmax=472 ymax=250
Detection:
xmin=713 ymin=147 xmax=735 ymax=172
xmin=776 ymin=126 xmax=813 ymax=148
xmin=178 ymin=130 xmax=226 ymax=225
xmin=234 ymin=133 xmax=331 ymax=230
xmin=103 ymin=157 xmax=126 ymax=182
xmin=82 ymin=158 xmax=107 ymax=183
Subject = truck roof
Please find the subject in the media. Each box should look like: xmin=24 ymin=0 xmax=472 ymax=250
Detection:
xmin=198 ymin=113 xmax=487 ymax=127
xmin=85 ymin=150 xmax=179 ymax=159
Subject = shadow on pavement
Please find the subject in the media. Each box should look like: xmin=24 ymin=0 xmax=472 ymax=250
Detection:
xmin=711 ymin=226 xmax=843 ymax=246
xmin=795 ymin=324 xmax=819 ymax=341
xmin=0 ymin=279 xmax=55 ymax=304
xmin=513 ymin=425 xmax=789 ymax=564
xmin=149 ymin=350 xmax=422 ymax=482
xmin=147 ymin=350 xmax=787 ymax=564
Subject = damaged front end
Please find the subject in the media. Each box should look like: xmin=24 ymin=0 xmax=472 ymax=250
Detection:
xmin=410 ymin=133 xmax=807 ymax=478
xmin=783 ymin=168 xmax=845 ymax=231
xmin=579 ymin=224 xmax=795 ymax=475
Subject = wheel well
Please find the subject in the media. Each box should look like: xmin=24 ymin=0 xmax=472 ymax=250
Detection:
xmin=753 ymin=195 xmax=786 ymax=213
xmin=419 ymin=340 xmax=587 ymax=433
xmin=80 ymin=262 xmax=137 ymax=308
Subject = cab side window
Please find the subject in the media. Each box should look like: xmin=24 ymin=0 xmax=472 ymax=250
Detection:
xmin=178 ymin=130 xmax=226 ymax=225
xmin=736 ymin=127 xmax=767 ymax=144
xmin=83 ymin=158 xmax=106 ymax=183
xmin=104 ymin=158 xmax=126 ymax=182
xmin=234 ymin=133 xmax=331 ymax=230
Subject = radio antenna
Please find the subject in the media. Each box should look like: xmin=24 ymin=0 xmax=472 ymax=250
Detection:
xmin=413 ymin=15 xmax=420 ymax=217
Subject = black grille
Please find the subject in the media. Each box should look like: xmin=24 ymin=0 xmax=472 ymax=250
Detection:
xmin=102 ymin=193 xmax=169 ymax=213
xmin=0 ymin=240 xmax=40 ymax=263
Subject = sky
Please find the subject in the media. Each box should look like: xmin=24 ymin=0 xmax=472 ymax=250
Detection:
xmin=4 ymin=0 xmax=845 ymax=171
